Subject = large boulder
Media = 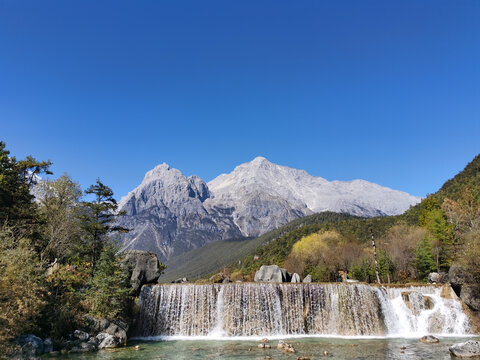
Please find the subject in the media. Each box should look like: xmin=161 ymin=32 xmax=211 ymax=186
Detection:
xmin=419 ymin=335 xmax=439 ymax=343
xmin=449 ymin=265 xmax=468 ymax=296
xmin=291 ymin=273 xmax=301 ymax=283
xmin=104 ymin=320 xmax=129 ymax=346
xmin=427 ymin=272 xmax=448 ymax=284
xmin=122 ymin=250 xmax=164 ymax=294
xmin=461 ymin=284 xmax=480 ymax=312
xmin=98 ymin=334 xmax=123 ymax=349
xmin=254 ymin=265 xmax=291 ymax=282
xmin=449 ymin=340 xmax=480 ymax=358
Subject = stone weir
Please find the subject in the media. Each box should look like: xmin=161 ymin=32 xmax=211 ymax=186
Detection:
xmin=133 ymin=283 xmax=471 ymax=338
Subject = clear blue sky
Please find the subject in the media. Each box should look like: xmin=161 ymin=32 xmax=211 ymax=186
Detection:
xmin=1 ymin=1 xmax=479 ymax=198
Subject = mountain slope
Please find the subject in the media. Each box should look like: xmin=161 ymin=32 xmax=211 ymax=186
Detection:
xmin=217 ymin=153 xmax=480 ymax=278
xmin=117 ymin=164 xmax=242 ymax=262
xmin=160 ymin=212 xmax=357 ymax=282
xmin=117 ymin=157 xmax=421 ymax=263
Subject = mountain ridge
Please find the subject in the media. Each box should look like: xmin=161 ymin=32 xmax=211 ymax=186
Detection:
xmin=117 ymin=156 xmax=421 ymax=263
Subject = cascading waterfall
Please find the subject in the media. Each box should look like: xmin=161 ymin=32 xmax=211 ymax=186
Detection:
xmin=133 ymin=283 xmax=471 ymax=338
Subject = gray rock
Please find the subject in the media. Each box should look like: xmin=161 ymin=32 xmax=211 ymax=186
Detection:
xmin=449 ymin=265 xmax=468 ymax=296
xmin=69 ymin=340 xmax=97 ymax=353
xmin=427 ymin=272 xmax=448 ymax=284
xmin=17 ymin=334 xmax=44 ymax=357
xmin=122 ymin=250 xmax=164 ymax=293
xmin=95 ymin=332 xmax=109 ymax=343
xmin=98 ymin=334 xmax=122 ymax=349
xmin=419 ymin=335 xmax=439 ymax=343
xmin=73 ymin=330 xmax=89 ymax=341
xmin=254 ymin=265 xmax=291 ymax=282
xmin=43 ymin=338 xmax=53 ymax=353
xmin=116 ymin=164 xmax=243 ymax=263
xmin=449 ymin=340 xmax=480 ymax=357
xmin=460 ymin=284 xmax=480 ymax=311
xmin=172 ymin=277 xmax=189 ymax=283
xmin=86 ymin=316 xmax=110 ymax=333
xmin=291 ymin=273 xmax=301 ymax=283
xmin=303 ymin=274 xmax=312 ymax=283
xmin=105 ymin=321 xmax=128 ymax=346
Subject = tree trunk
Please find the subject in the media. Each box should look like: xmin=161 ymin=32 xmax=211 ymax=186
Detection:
xmin=370 ymin=225 xmax=381 ymax=284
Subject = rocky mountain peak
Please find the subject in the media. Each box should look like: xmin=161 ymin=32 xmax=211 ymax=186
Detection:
xmin=117 ymin=158 xmax=422 ymax=262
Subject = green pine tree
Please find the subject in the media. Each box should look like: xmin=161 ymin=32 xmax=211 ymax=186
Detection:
xmin=78 ymin=179 xmax=128 ymax=276
xmin=87 ymin=242 xmax=132 ymax=320
xmin=415 ymin=236 xmax=436 ymax=280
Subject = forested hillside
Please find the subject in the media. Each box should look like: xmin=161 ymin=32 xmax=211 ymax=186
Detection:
xmin=161 ymin=212 xmax=356 ymax=282
xmin=219 ymin=154 xmax=480 ymax=283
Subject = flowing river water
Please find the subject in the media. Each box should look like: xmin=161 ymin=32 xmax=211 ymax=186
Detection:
xmin=50 ymin=283 xmax=478 ymax=359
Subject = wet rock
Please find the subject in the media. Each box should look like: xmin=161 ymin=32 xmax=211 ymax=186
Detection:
xmin=291 ymin=273 xmax=301 ymax=283
xmin=172 ymin=277 xmax=189 ymax=283
xmin=122 ymin=250 xmax=164 ymax=294
xmin=73 ymin=330 xmax=90 ymax=341
xmin=105 ymin=321 xmax=128 ymax=346
xmin=428 ymin=313 xmax=445 ymax=333
xmin=98 ymin=334 xmax=123 ymax=349
xmin=428 ymin=272 xmax=448 ymax=284
xmin=254 ymin=265 xmax=291 ymax=282
xmin=460 ymin=284 xmax=480 ymax=312
xmin=260 ymin=338 xmax=270 ymax=343
xmin=277 ymin=340 xmax=295 ymax=353
xmin=16 ymin=334 xmax=44 ymax=357
xmin=69 ymin=340 xmax=97 ymax=353
xmin=401 ymin=291 xmax=434 ymax=315
xmin=419 ymin=335 xmax=439 ymax=343
xmin=440 ymin=284 xmax=458 ymax=299
xmin=449 ymin=340 xmax=480 ymax=358
xmin=303 ymin=274 xmax=312 ymax=283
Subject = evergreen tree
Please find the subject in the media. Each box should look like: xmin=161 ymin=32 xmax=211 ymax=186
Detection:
xmin=78 ymin=179 xmax=128 ymax=276
xmin=87 ymin=242 xmax=131 ymax=320
xmin=415 ymin=236 xmax=436 ymax=280
xmin=0 ymin=141 xmax=52 ymax=243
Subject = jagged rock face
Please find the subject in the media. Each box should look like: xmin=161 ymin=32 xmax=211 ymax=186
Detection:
xmin=117 ymin=157 xmax=421 ymax=262
xmin=117 ymin=164 xmax=243 ymax=262
xmin=208 ymin=156 xmax=420 ymax=235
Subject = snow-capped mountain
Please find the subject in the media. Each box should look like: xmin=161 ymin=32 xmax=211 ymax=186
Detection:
xmin=117 ymin=157 xmax=421 ymax=262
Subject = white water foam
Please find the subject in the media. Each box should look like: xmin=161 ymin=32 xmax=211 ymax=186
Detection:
xmin=134 ymin=283 xmax=472 ymax=339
